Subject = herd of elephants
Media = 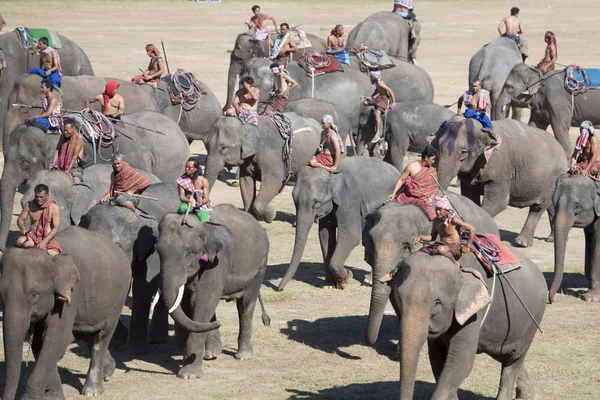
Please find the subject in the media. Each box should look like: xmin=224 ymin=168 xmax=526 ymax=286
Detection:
xmin=0 ymin=6 xmax=598 ymax=400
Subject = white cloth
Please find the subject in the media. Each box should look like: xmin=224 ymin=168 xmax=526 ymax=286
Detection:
xmin=270 ymin=32 xmax=291 ymax=59
xmin=394 ymin=0 xmax=414 ymax=10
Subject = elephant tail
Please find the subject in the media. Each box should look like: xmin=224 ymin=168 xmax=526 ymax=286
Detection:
xmin=258 ymin=292 xmax=271 ymax=327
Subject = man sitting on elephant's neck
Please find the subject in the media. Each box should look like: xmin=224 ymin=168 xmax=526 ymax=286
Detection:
xmin=457 ymin=80 xmax=493 ymax=131
xmin=393 ymin=0 xmax=416 ymax=30
xmin=131 ymin=44 xmax=165 ymax=89
xmin=225 ymin=76 xmax=260 ymax=125
xmin=29 ymin=37 xmax=62 ymax=89
xmin=99 ymin=152 xmax=151 ymax=216
xmin=570 ymin=121 xmax=600 ymax=178
xmin=27 ymin=79 xmax=62 ymax=133
xmin=85 ymin=80 xmax=125 ymax=120
xmin=537 ymin=31 xmax=557 ymax=74
xmin=16 ymin=184 xmax=62 ymax=256
xmin=270 ymin=23 xmax=297 ymax=68
xmin=247 ymin=5 xmax=277 ymax=49
xmin=388 ymin=145 xmax=439 ymax=220
xmin=327 ymin=25 xmax=350 ymax=65
xmin=309 ymin=114 xmax=343 ymax=173
xmin=50 ymin=120 xmax=84 ymax=183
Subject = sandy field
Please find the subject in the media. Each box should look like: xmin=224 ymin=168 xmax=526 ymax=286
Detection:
xmin=0 ymin=0 xmax=599 ymax=399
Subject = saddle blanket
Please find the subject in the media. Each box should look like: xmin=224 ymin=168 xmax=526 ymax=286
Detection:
xmin=297 ymin=53 xmax=343 ymax=76
xmin=162 ymin=70 xmax=206 ymax=105
xmin=14 ymin=27 xmax=62 ymax=50
xmin=462 ymin=233 xmax=522 ymax=275
xmin=578 ymin=68 xmax=600 ymax=89
xmin=290 ymin=29 xmax=312 ymax=50
xmin=353 ymin=48 xmax=395 ymax=71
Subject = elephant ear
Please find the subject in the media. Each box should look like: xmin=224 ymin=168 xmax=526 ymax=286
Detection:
xmin=593 ymin=182 xmax=600 ymax=217
xmin=522 ymin=66 xmax=543 ymax=96
xmin=455 ymin=267 xmax=491 ymax=325
xmin=241 ymin=124 xmax=265 ymax=159
xmin=330 ymin=171 xmax=348 ymax=207
xmin=203 ymin=222 xmax=234 ymax=263
xmin=480 ymin=128 xmax=501 ymax=164
xmin=71 ymin=182 xmax=96 ymax=225
xmin=51 ymin=254 xmax=81 ymax=306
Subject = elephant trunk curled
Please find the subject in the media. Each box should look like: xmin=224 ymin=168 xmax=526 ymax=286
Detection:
xmin=549 ymin=207 xmax=575 ymax=303
xmin=2 ymin=307 xmax=30 ymax=400
xmin=279 ymin=208 xmax=314 ymax=291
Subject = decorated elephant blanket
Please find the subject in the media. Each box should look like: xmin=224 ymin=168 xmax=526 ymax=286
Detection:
xmin=14 ymin=27 xmax=62 ymax=51
xmin=297 ymin=53 xmax=343 ymax=76
xmin=462 ymin=233 xmax=522 ymax=275
xmin=351 ymin=47 xmax=395 ymax=72
xmin=162 ymin=69 xmax=206 ymax=106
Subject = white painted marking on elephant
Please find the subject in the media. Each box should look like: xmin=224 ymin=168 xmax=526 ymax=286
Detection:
xmin=150 ymin=289 xmax=161 ymax=313
xmin=168 ymin=285 xmax=185 ymax=314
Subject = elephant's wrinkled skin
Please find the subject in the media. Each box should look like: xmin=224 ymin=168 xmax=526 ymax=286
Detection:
xmin=550 ymin=174 xmax=600 ymax=303
xmin=225 ymin=32 xmax=326 ymax=108
xmin=0 ymin=34 xmax=93 ymax=145
xmin=434 ymin=116 xmax=567 ymax=247
xmin=80 ymin=183 xmax=180 ymax=350
xmin=347 ymin=11 xmax=421 ymax=63
xmin=157 ymin=204 xmax=269 ymax=379
xmin=394 ymin=250 xmax=546 ymax=399
xmin=363 ymin=194 xmax=499 ymax=347
xmin=496 ymin=64 xmax=600 ymax=159
xmin=0 ymin=227 xmax=131 ymax=399
xmin=204 ymin=114 xmax=321 ymax=223
xmin=280 ymin=157 xmax=400 ymax=290
xmin=357 ymin=101 xmax=454 ymax=170
xmin=469 ymin=37 xmax=523 ymax=121
xmin=0 ymin=111 xmax=189 ymax=251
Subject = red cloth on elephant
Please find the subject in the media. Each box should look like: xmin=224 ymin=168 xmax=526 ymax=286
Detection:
xmin=110 ymin=162 xmax=151 ymax=201
xmin=313 ymin=152 xmax=334 ymax=167
xmin=57 ymin=132 xmax=78 ymax=175
xmin=27 ymin=200 xmax=62 ymax=254
xmin=395 ymin=166 xmax=438 ymax=220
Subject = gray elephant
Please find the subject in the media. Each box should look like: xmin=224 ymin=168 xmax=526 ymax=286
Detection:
xmin=225 ymin=32 xmax=326 ymax=109
xmin=157 ymin=204 xmax=269 ymax=379
xmin=550 ymin=174 xmax=600 ymax=303
xmin=347 ymin=11 xmax=421 ymax=63
xmin=434 ymin=116 xmax=567 ymax=247
xmin=279 ymin=157 xmax=400 ymax=290
xmin=357 ymin=101 xmax=454 ymax=170
xmin=469 ymin=36 xmax=523 ymax=121
xmin=0 ymin=227 xmax=131 ymax=399
xmin=204 ymin=114 xmax=321 ymax=223
xmin=80 ymin=183 xmax=180 ymax=350
xmin=496 ymin=63 xmax=600 ymax=159
xmin=0 ymin=33 xmax=94 ymax=143
xmin=4 ymin=74 xmax=158 ymax=147
xmin=394 ymin=248 xmax=547 ymax=399
xmin=0 ymin=111 xmax=189 ymax=251
xmin=364 ymin=194 xmax=500 ymax=347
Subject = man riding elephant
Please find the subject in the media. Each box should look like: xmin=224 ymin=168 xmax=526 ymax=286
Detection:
xmin=29 ymin=37 xmax=62 ymax=88
xmin=132 ymin=44 xmax=165 ymax=88
xmin=247 ymin=5 xmax=278 ymax=50
xmin=27 ymin=79 xmax=61 ymax=133
xmin=569 ymin=121 xmax=600 ymax=177
xmin=270 ymin=23 xmax=297 ymax=68
xmin=457 ymin=80 xmax=493 ymax=130
xmin=16 ymin=184 xmax=62 ymax=256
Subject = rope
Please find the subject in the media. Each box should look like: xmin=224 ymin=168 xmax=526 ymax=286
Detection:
xmin=565 ymin=65 xmax=591 ymax=94
xmin=64 ymin=109 xmax=118 ymax=163
xmin=265 ymin=111 xmax=294 ymax=186
xmin=170 ymin=69 xmax=204 ymax=111
xmin=303 ymin=52 xmax=331 ymax=70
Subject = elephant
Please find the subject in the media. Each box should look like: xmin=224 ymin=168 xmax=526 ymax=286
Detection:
xmin=496 ymin=63 xmax=600 ymax=159
xmin=469 ymin=36 xmax=523 ymax=121
xmin=21 ymin=163 xmax=160 ymax=231
xmin=225 ymin=31 xmax=326 ymax=109
xmin=0 ymin=33 xmax=94 ymax=143
xmin=550 ymin=174 xmax=600 ymax=303
xmin=357 ymin=101 xmax=454 ymax=170
xmin=204 ymin=114 xmax=321 ymax=223
xmin=279 ymin=157 xmax=400 ymax=291
xmin=393 ymin=247 xmax=547 ymax=399
xmin=79 ymin=183 xmax=180 ymax=350
xmin=0 ymin=111 xmax=189 ymax=251
xmin=363 ymin=194 xmax=500 ymax=347
xmin=157 ymin=204 xmax=269 ymax=379
xmin=0 ymin=227 xmax=131 ymax=399
xmin=433 ymin=115 xmax=567 ymax=247
xmin=347 ymin=11 xmax=421 ymax=64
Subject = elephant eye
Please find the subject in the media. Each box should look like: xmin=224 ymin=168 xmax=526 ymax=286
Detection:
xmin=29 ymin=291 xmax=40 ymax=304
xmin=20 ymin=159 xmax=30 ymax=169
xmin=219 ymin=146 xmax=228 ymax=154
xmin=431 ymin=300 xmax=443 ymax=316
xmin=573 ymin=203 xmax=582 ymax=214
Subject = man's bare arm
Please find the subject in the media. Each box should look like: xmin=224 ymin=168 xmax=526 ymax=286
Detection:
xmin=379 ymin=81 xmax=396 ymax=104
xmin=518 ymin=19 xmax=523 ymax=34
xmin=497 ymin=18 xmax=506 ymax=35
xmin=287 ymin=37 xmax=297 ymax=53
xmin=117 ymin=96 xmax=125 ymax=115
xmin=67 ymin=136 xmax=84 ymax=170
xmin=453 ymin=217 xmax=476 ymax=248
xmin=16 ymin=204 xmax=30 ymax=235
xmin=85 ymin=94 xmax=102 ymax=109
xmin=49 ymin=52 xmax=59 ymax=73
xmin=330 ymin=132 xmax=341 ymax=172
xmin=153 ymin=59 xmax=165 ymax=78
xmin=583 ymin=137 xmax=599 ymax=175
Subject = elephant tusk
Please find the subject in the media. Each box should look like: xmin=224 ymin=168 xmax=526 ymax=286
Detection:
xmin=520 ymin=89 xmax=530 ymax=95
xmin=168 ymin=285 xmax=185 ymax=314
xmin=150 ymin=289 xmax=161 ymax=312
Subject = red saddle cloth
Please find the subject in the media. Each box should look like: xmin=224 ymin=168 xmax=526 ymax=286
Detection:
xmin=297 ymin=53 xmax=343 ymax=75
xmin=463 ymin=234 xmax=522 ymax=274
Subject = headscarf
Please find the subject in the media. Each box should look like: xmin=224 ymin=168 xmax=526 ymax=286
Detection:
xmin=330 ymin=24 xmax=343 ymax=36
xmin=321 ymin=114 xmax=338 ymax=133
xmin=575 ymin=120 xmax=596 ymax=152
xmin=146 ymin=45 xmax=160 ymax=57
xmin=103 ymin=80 xmax=120 ymax=111
xmin=394 ymin=0 xmax=414 ymax=10
xmin=434 ymin=195 xmax=456 ymax=226
xmin=369 ymin=69 xmax=382 ymax=84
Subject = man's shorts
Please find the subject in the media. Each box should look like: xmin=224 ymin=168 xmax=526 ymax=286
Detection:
xmin=108 ymin=194 xmax=140 ymax=207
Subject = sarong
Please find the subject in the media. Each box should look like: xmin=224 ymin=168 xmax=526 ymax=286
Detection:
xmin=110 ymin=162 xmax=151 ymax=202
xmin=332 ymin=48 xmax=350 ymax=65
xmin=395 ymin=167 xmax=438 ymax=220
xmin=420 ymin=241 xmax=462 ymax=261
xmin=464 ymin=108 xmax=493 ymax=131
xmin=30 ymin=67 xmax=62 ymax=88
xmin=537 ymin=60 xmax=555 ymax=74
xmin=57 ymin=133 xmax=78 ymax=176
xmin=367 ymin=94 xmax=391 ymax=113
xmin=573 ymin=160 xmax=600 ymax=178
xmin=236 ymin=108 xmax=259 ymax=126
xmin=268 ymin=95 xmax=288 ymax=113
xmin=254 ymin=27 xmax=269 ymax=41
xmin=27 ymin=200 xmax=62 ymax=254
xmin=313 ymin=152 xmax=334 ymax=167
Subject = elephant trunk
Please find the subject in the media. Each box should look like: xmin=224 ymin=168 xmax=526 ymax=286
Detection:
xmin=204 ymin=140 xmax=226 ymax=190
xmin=225 ymin=58 xmax=243 ymax=112
xmin=549 ymin=206 xmax=575 ymax=303
xmin=160 ymin=264 xmax=221 ymax=333
xmin=494 ymin=91 xmax=512 ymax=120
xmin=0 ymin=164 xmax=23 ymax=252
xmin=2 ymin=307 xmax=29 ymax=400
xmin=278 ymin=208 xmax=314 ymax=291
xmin=436 ymin=158 xmax=460 ymax=190
xmin=366 ymin=279 xmax=392 ymax=346
xmin=399 ymin=308 xmax=429 ymax=400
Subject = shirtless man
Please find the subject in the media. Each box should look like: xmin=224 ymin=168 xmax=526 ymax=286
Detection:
xmin=537 ymin=31 xmax=558 ymax=74
xmin=457 ymin=80 xmax=493 ymax=131
xmin=497 ymin=7 xmax=528 ymax=61
xmin=16 ymin=184 xmax=62 ymax=256
xmin=327 ymin=25 xmax=350 ymax=65
xmin=247 ymin=5 xmax=278 ymax=49
xmin=225 ymin=76 xmax=260 ymax=125
xmin=29 ymin=37 xmax=62 ymax=88
xmin=132 ymin=44 xmax=165 ymax=89
xmin=414 ymin=195 xmax=476 ymax=267
xmin=267 ymin=63 xmax=298 ymax=113
xmin=363 ymin=70 xmax=396 ymax=143
xmin=270 ymin=23 xmax=297 ymax=68
xmin=50 ymin=121 xmax=85 ymax=183
xmin=85 ymin=80 xmax=125 ymax=118
xmin=0 ymin=14 xmax=6 ymax=31
xmin=28 ymin=79 xmax=61 ymax=133
xmin=309 ymin=115 xmax=343 ymax=172
xmin=570 ymin=121 xmax=600 ymax=177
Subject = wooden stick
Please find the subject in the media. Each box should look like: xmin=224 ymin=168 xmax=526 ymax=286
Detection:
xmin=182 ymin=200 xmax=192 ymax=225
xmin=114 ymin=191 xmax=158 ymax=201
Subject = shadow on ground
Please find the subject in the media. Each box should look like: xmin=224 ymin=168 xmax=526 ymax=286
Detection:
xmin=264 ymin=263 xmax=369 ymax=291
xmin=542 ymin=271 xmax=589 ymax=299
xmin=286 ymin=380 xmax=494 ymax=400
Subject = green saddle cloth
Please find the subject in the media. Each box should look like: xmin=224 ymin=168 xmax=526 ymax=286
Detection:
xmin=14 ymin=27 xmax=62 ymax=50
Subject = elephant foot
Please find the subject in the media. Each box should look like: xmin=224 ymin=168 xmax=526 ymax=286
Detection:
xmin=513 ymin=234 xmax=533 ymax=248
xmin=336 ymin=269 xmax=353 ymax=290
xmin=81 ymin=381 xmax=104 ymax=397
xmin=204 ymin=347 xmax=222 ymax=360
xmin=103 ymin=354 xmax=116 ymax=381
xmin=235 ymin=347 xmax=254 ymax=361
xmin=177 ymin=363 xmax=204 ymax=379
xmin=581 ymin=290 xmax=600 ymax=302
xmin=545 ymin=234 xmax=554 ymax=243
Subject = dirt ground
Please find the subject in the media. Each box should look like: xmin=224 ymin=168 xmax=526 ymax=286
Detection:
xmin=1 ymin=0 xmax=600 ymax=399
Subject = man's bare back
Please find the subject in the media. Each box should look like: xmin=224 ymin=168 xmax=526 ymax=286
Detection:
xmin=502 ymin=15 xmax=521 ymax=36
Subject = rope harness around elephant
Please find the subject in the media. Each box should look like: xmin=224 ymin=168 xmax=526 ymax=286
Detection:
xmin=64 ymin=109 xmax=118 ymax=163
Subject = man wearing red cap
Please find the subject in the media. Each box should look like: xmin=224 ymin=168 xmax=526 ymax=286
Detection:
xmin=85 ymin=80 xmax=125 ymax=119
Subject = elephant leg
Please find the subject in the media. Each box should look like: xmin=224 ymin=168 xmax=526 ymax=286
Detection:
xmin=318 ymin=215 xmax=337 ymax=286
xmin=30 ymin=326 xmax=63 ymax=399
xmin=239 ymin=168 xmax=256 ymax=213
xmin=235 ymin=268 xmax=265 ymax=360
xmin=427 ymin=338 xmax=448 ymax=383
xmin=129 ymin=261 xmax=153 ymax=353
xmin=251 ymin=169 xmax=283 ymax=223
xmin=481 ymin=182 xmax=510 ymax=218
xmin=550 ymin=118 xmax=572 ymax=163
xmin=103 ymin=350 xmax=116 ymax=381
xmin=496 ymin=355 xmax=528 ymax=400
xmin=327 ymin=216 xmax=361 ymax=289
xmin=148 ymin=288 xmax=169 ymax=344
xmin=515 ymin=365 xmax=535 ymax=400
xmin=82 ymin=318 xmax=118 ymax=396
xmin=203 ymin=315 xmax=222 ymax=360
xmin=514 ymin=204 xmax=545 ymax=248
xmin=545 ymin=205 xmax=555 ymax=243
xmin=511 ymin=106 xmax=523 ymax=122
xmin=582 ymin=221 xmax=600 ymax=302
